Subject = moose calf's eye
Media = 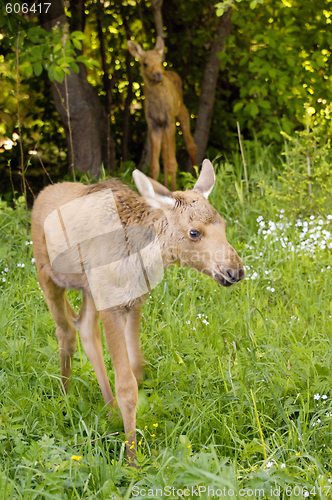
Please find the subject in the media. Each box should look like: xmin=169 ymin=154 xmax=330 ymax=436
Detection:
xmin=143 ymin=62 xmax=148 ymax=68
xmin=189 ymin=229 xmax=200 ymax=239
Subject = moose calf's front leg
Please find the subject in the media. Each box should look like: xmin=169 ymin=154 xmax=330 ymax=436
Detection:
xmin=99 ymin=309 xmax=138 ymax=464
xmin=150 ymin=128 xmax=162 ymax=181
xmin=162 ymin=124 xmax=177 ymax=191
xmin=125 ymin=306 xmax=143 ymax=383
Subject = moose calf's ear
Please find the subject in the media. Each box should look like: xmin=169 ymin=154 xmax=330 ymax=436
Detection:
xmin=192 ymin=159 xmax=216 ymax=199
xmin=127 ymin=40 xmax=144 ymax=60
xmin=155 ymin=36 xmax=164 ymax=57
xmin=133 ymin=169 xmax=175 ymax=210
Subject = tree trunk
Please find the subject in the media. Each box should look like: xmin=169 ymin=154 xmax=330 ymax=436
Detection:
xmin=139 ymin=0 xmax=164 ymax=171
xmin=193 ymin=8 xmax=233 ymax=165
xmin=121 ymin=16 xmax=133 ymax=163
xmin=40 ymin=0 xmax=113 ymax=177
xmin=151 ymin=0 xmax=164 ymax=39
xmin=97 ymin=14 xmax=116 ymax=173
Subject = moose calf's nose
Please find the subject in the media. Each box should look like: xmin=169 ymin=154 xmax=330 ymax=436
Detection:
xmin=226 ymin=269 xmax=236 ymax=283
xmin=227 ymin=267 xmax=245 ymax=283
xmin=153 ymin=72 xmax=163 ymax=82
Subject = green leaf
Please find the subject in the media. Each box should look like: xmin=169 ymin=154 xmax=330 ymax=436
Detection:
xmin=268 ymin=68 xmax=276 ymax=78
xmin=27 ymin=26 xmax=46 ymax=43
xmin=259 ymin=100 xmax=271 ymax=109
xmin=53 ymin=66 xmax=65 ymax=83
xmin=249 ymin=102 xmax=259 ymax=117
xmin=71 ymin=31 xmax=86 ymax=40
xmin=76 ymin=55 xmax=89 ymax=63
xmin=72 ymin=39 xmax=82 ymax=51
xmin=250 ymin=0 xmax=257 ymax=8
xmin=30 ymin=45 xmax=44 ymax=60
xmin=56 ymin=56 xmax=75 ymax=67
xmin=70 ymin=62 xmax=80 ymax=73
xmin=33 ymin=62 xmax=43 ymax=76
xmin=286 ymin=56 xmax=295 ymax=67
xmin=64 ymin=38 xmax=72 ymax=52
xmin=20 ymin=61 xmax=33 ymax=78
xmin=233 ymin=102 xmax=244 ymax=113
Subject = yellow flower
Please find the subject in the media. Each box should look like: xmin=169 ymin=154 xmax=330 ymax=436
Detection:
xmin=138 ymin=441 xmax=142 ymax=446
xmin=296 ymin=452 xmax=301 ymax=456
xmin=130 ymin=444 xmax=135 ymax=449
xmin=153 ymin=423 xmax=158 ymax=428
xmin=71 ymin=455 xmax=82 ymax=461
xmin=125 ymin=440 xmax=128 ymax=444
xmin=151 ymin=434 xmax=156 ymax=437
xmin=187 ymin=445 xmax=192 ymax=449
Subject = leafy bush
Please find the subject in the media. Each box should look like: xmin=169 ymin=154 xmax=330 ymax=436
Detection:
xmin=264 ymin=119 xmax=332 ymax=216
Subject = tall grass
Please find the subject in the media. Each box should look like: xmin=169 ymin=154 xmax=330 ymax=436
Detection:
xmin=1 ymin=142 xmax=332 ymax=498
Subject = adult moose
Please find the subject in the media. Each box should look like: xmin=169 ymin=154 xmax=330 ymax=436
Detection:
xmin=128 ymin=36 xmax=197 ymax=191
xmin=31 ymin=160 xmax=245 ymax=465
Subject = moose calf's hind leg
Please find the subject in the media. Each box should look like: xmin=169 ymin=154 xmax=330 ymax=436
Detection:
xmin=76 ymin=293 xmax=116 ymax=409
xmin=177 ymin=103 xmax=197 ymax=167
xmin=100 ymin=309 xmax=138 ymax=464
xmin=39 ymin=275 xmax=77 ymax=393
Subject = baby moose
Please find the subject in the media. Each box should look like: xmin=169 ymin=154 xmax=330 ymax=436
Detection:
xmin=31 ymin=159 xmax=245 ymax=465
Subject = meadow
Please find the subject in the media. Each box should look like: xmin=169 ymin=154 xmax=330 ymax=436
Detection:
xmin=1 ymin=141 xmax=332 ymax=499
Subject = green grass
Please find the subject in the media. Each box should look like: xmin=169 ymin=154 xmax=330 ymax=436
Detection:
xmin=1 ymin=146 xmax=332 ymax=499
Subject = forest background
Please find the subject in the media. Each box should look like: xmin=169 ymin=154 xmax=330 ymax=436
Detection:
xmin=1 ymin=0 xmax=332 ymax=201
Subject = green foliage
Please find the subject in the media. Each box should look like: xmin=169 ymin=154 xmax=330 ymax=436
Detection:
xmin=264 ymin=116 xmax=332 ymax=216
xmin=215 ymin=0 xmax=264 ymax=17
xmin=223 ymin=0 xmax=332 ymax=143
xmin=17 ymin=27 xmax=99 ymax=83
xmin=1 ymin=0 xmax=332 ymax=203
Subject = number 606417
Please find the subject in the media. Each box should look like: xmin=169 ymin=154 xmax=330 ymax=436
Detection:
xmin=285 ymin=485 xmax=331 ymax=497
xmin=5 ymin=3 xmax=51 ymax=14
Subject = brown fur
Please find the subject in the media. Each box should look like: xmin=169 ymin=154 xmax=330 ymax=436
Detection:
xmin=31 ymin=161 xmax=244 ymax=465
xmin=128 ymin=36 xmax=197 ymax=191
